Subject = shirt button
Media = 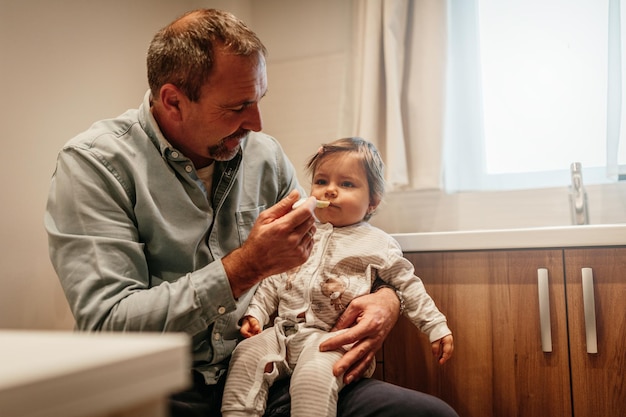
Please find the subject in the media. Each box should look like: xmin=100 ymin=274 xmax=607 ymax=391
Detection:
xmin=185 ymin=165 xmax=193 ymax=173
xmin=213 ymin=332 xmax=221 ymax=341
xmin=171 ymin=151 xmax=179 ymax=158
xmin=217 ymin=306 xmax=226 ymax=315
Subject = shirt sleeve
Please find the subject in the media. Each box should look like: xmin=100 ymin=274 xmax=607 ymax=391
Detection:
xmin=45 ymin=146 xmax=237 ymax=335
xmin=378 ymin=238 xmax=452 ymax=342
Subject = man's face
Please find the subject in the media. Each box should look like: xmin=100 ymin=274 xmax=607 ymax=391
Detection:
xmin=178 ymin=48 xmax=267 ymax=166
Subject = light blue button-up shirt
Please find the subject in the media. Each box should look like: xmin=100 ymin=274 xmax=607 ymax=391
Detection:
xmin=45 ymin=91 xmax=304 ymax=383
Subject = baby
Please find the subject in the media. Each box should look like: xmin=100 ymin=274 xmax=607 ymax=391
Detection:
xmin=221 ymin=137 xmax=454 ymax=417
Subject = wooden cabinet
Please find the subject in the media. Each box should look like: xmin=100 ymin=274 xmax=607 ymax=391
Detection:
xmin=380 ymin=247 xmax=626 ymax=417
xmin=564 ymin=248 xmax=626 ymax=417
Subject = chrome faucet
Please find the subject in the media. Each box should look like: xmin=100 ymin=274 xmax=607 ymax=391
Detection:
xmin=569 ymin=162 xmax=589 ymax=225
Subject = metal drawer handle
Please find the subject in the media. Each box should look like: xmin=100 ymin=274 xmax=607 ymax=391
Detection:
xmin=537 ymin=268 xmax=552 ymax=352
xmin=582 ymin=267 xmax=598 ymax=354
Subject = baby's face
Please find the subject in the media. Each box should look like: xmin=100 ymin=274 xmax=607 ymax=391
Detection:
xmin=310 ymin=152 xmax=374 ymax=227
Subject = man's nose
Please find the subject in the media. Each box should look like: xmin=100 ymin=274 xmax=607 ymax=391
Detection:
xmin=242 ymin=103 xmax=263 ymax=132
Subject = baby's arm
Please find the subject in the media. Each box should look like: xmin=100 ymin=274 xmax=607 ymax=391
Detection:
xmin=380 ymin=239 xmax=454 ymax=364
xmin=431 ymin=334 xmax=454 ymax=365
xmin=240 ymin=316 xmax=263 ymax=338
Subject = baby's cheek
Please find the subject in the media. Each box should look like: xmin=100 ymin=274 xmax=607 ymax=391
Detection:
xmin=314 ymin=209 xmax=329 ymax=224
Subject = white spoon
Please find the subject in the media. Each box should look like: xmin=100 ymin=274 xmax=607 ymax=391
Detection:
xmin=292 ymin=199 xmax=330 ymax=210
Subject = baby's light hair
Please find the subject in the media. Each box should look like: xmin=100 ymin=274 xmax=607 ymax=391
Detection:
xmin=305 ymin=137 xmax=385 ymax=221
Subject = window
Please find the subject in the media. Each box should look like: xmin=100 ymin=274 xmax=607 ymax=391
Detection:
xmin=444 ymin=0 xmax=626 ymax=192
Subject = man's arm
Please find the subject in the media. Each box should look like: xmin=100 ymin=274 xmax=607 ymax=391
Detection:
xmin=45 ymin=147 xmax=238 ymax=333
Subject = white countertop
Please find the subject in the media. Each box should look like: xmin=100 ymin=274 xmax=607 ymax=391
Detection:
xmin=391 ymin=223 xmax=626 ymax=252
xmin=0 ymin=330 xmax=190 ymax=417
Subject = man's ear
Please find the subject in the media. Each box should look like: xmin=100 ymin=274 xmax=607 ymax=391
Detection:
xmin=158 ymin=83 xmax=187 ymax=122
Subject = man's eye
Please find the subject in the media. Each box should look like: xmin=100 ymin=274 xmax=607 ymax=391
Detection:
xmin=227 ymin=102 xmax=251 ymax=112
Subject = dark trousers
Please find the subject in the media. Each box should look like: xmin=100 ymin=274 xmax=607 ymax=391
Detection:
xmin=170 ymin=372 xmax=459 ymax=417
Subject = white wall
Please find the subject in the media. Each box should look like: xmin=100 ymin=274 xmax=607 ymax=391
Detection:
xmin=372 ymin=182 xmax=626 ymax=233
xmin=0 ymin=0 xmax=234 ymax=330
xmin=251 ymin=0 xmax=352 ymax=189
xmin=2 ymin=0 xmax=624 ymax=330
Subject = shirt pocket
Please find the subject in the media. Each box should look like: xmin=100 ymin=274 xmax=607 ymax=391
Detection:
xmin=236 ymin=205 xmax=265 ymax=244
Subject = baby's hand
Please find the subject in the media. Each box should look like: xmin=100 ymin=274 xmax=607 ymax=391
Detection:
xmin=431 ymin=334 xmax=454 ymax=365
xmin=240 ymin=316 xmax=262 ymax=338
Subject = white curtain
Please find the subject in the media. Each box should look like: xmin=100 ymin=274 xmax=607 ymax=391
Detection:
xmin=608 ymin=0 xmax=626 ymax=179
xmin=341 ymin=0 xmax=448 ymax=191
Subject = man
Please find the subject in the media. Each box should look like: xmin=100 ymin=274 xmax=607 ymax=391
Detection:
xmin=45 ymin=8 xmax=458 ymax=417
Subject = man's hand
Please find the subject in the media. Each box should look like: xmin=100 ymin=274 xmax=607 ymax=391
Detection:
xmin=222 ymin=190 xmax=318 ymax=298
xmin=319 ymin=287 xmax=400 ymax=384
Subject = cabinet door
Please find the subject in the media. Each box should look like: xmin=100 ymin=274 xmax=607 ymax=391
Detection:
xmin=564 ymin=247 xmax=626 ymax=417
xmin=383 ymin=250 xmax=571 ymax=417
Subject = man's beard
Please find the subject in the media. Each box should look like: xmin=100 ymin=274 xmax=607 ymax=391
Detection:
xmin=208 ymin=131 xmax=249 ymax=161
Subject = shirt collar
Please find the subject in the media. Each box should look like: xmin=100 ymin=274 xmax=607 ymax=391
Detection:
xmin=138 ymin=90 xmax=176 ymax=158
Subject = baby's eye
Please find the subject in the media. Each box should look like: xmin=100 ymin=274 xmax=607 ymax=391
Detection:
xmin=314 ymin=179 xmax=328 ymax=185
xmin=341 ymin=181 xmax=355 ymax=187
